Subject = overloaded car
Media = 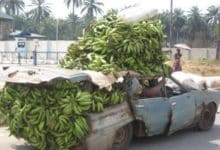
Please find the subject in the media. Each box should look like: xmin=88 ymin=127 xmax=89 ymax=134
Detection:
xmin=84 ymin=71 xmax=220 ymax=150
xmin=1 ymin=67 xmax=219 ymax=150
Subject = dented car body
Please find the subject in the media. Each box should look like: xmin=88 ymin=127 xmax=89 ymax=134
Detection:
xmin=1 ymin=66 xmax=220 ymax=150
xmin=134 ymin=89 xmax=219 ymax=136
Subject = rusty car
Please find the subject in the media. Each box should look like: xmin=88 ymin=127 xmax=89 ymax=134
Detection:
xmin=1 ymin=66 xmax=220 ymax=150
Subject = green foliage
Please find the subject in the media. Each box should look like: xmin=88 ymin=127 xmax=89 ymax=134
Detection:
xmin=81 ymin=0 xmax=104 ymax=21
xmin=0 ymin=90 xmax=6 ymax=126
xmin=64 ymin=0 xmax=83 ymax=15
xmin=12 ymin=14 xmax=90 ymax=40
xmin=0 ymin=112 xmax=6 ymax=126
xmin=197 ymin=58 xmax=210 ymax=65
xmin=157 ymin=6 xmax=219 ymax=47
xmin=27 ymin=0 xmax=51 ymax=23
xmin=61 ymin=13 xmax=169 ymax=76
xmin=0 ymin=0 xmax=24 ymax=15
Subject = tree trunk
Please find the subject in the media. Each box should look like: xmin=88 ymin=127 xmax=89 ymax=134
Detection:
xmin=176 ymin=32 xmax=179 ymax=43
xmin=90 ymin=9 xmax=93 ymax=21
xmin=169 ymin=0 xmax=173 ymax=58
xmin=72 ymin=2 xmax=75 ymax=40
xmin=72 ymin=2 xmax=75 ymax=15
xmin=216 ymin=16 xmax=220 ymax=59
xmin=217 ymin=40 xmax=220 ymax=59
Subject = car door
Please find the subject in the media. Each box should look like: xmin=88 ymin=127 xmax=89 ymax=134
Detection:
xmin=168 ymin=92 xmax=196 ymax=135
xmin=134 ymin=97 xmax=171 ymax=136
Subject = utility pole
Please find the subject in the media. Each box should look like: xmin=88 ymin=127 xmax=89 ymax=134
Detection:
xmin=216 ymin=8 xmax=220 ymax=59
xmin=169 ymin=0 xmax=173 ymax=58
xmin=56 ymin=19 xmax=59 ymax=53
xmin=56 ymin=19 xmax=59 ymax=41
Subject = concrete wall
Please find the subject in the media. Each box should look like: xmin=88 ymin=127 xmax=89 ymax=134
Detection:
xmin=0 ymin=40 xmax=217 ymax=62
xmin=163 ymin=48 xmax=217 ymax=60
xmin=0 ymin=40 xmax=75 ymax=65
xmin=0 ymin=40 xmax=75 ymax=52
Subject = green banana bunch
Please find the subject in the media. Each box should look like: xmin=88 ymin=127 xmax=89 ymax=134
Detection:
xmin=75 ymin=92 xmax=92 ymax=111
xmin=110 ymin=90 xmax=125 ymax=105
xmin=91 ymin=90 xmax=108 ymax=112
xmin=60 ymin=12 xmax=169 ymax=76
xmin=0 ymin=77 xmax=126 ymax=150
xmin=87 ymin=53 xmax=117 ymax=74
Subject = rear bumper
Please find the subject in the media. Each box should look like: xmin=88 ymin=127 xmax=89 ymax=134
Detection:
xmin=76 ymin=102 xmax=134 ymax=150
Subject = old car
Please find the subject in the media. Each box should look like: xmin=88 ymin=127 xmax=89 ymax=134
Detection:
xmin=85 ymin=73 xmax=220 ymax=150
xmin=1 ymin=67 xmax=219 ymax=150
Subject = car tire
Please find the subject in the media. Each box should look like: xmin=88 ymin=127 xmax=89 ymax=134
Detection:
xmin=197 ymin=103 xmax=216 ymax=131
xmin=112 ymin=123 xmax=133 ymax=150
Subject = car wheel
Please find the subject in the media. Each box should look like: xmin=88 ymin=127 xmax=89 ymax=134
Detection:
xmin=197 ymin=103 xmax=216 ymax=131
xmin=112 ymin=124 xmax=133 ymax=150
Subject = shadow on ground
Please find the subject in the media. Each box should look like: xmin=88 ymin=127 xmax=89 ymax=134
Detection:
xmin=9 ymin=122 xmax=220 ymax=150
xmin=129 ymin=124 xmax=220 ymax=150
xmin=11 ymin=144 xmax=33 ymax=150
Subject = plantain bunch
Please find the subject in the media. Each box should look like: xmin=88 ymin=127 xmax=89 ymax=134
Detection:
xmin=0 ymin=80 xmax=125 ymax=150
xmin=60 ymin=12 xmax=170 ymax=76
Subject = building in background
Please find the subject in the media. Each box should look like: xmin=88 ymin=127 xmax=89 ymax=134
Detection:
xmin=0 ymin=11 xmax=13 ymax=40
xmin=9 ymin=30 xmax=46 ymax=57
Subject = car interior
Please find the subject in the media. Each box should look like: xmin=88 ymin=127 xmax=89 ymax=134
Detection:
xmin=139 ymin=76 xmax=186 ymax=98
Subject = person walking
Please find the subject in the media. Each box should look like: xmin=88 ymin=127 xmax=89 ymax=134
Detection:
xmin=172 ymin=48 xmax=182 ymax=72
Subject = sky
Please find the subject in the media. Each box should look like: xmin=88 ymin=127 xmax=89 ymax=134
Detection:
xmin=24 ymin=0 xmax=220 ymax=19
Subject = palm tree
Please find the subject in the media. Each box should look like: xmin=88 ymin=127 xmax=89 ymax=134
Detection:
xmin=64 ymin=0 xmax=83 ymax=16
xmin=206 ymin=6 xmax=220 ymax=59
xmin=186 ymin=6 xmax=208 ymax=40
xmin=206 ymin=6 xmax=220 ymax=27
xmin=27 ymin=0 xmax=51 ymax=23
xmin=13 ymin=14 xmax=27 ymax=30
xmin=173 ymin=8 xmax=186 ymax=43
xmin=206 ymin=6 xmax=220 ymax=39
xmin=0 ymin=0 xmax=24 ymax=15
xmin=157 ymin=11 xmax=170 ymax=46
xmin=81 ymin=0 xmax=104 ymax=21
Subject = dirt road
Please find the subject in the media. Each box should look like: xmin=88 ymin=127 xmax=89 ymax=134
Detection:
xmin=1 ymin=114 xmax=220 ymax=150
xmin=130 ymin=114 xmax=220 ymax=150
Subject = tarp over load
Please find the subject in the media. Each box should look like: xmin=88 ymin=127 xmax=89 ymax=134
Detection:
xmin=168 ymin=71 xmax=220 ymax=90
xmin=1 ymin=66 xmax=143 ymax=90
xmin=1 ymin=66 xmax=117 ymax=90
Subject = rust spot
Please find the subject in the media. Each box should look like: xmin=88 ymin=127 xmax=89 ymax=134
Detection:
xmin=169 ymin=104 xmax=206 ymax=134
xmin=194 ymin=104 xmax=205 ymax=123
xmin=165 ymin=110 xmax=173 ymax=135
xmin=133 ymin=120 xmax=148 ymax=137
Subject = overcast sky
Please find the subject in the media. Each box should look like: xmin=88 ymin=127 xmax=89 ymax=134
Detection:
xmin=24 ymin=0 xmax=220 ymax=19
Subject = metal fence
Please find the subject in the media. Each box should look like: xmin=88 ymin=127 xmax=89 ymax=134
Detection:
xmin=0 ymin=51 xmax=66 ymax=65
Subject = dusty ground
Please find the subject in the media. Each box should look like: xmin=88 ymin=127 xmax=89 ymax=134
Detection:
xmin=0 ymin=114 xmax=220 ymax=150
xmin=1 ymin=62 xmax=220 ymax=149
xmin=182 ymin=60 xmax=220 ymax=76
xmin=167 ymin=60 xmax=220 ymax=76
xmin=129 ymin=114 xmax=220 ymax=150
